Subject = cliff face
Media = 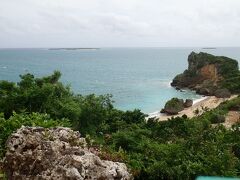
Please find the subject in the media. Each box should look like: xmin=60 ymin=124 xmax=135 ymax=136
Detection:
xmin=171 ymin=52 xmax=239 ymax=95
xmin=199 ymin=64 xmax=219 ymax=82
xmin=4 ymin=127 xmax=132 ymax=180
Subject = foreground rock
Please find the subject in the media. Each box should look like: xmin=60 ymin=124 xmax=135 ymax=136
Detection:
xmin=4 ymin=126 xmax=132 ymax=180
xmin=171 ymin=52 xmax=238 ymax=96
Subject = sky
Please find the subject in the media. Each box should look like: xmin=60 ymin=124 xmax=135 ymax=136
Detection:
xmin=0 ymin=0 xmax=240 ymax=48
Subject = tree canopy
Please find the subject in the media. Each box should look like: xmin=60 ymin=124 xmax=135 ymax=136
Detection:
xmin=0 ymin=71 xmax=240 ymax=179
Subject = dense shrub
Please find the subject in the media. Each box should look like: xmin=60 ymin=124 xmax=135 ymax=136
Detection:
xmin=0 ymin=71 xmax=81 ymax=120
xmin=0 ymin=72 xmax=240 ymax=179
xmin=105 ymin=117 xmax=240 ymax=179
xmin=221 ymin=74 xmax=240 ymax=93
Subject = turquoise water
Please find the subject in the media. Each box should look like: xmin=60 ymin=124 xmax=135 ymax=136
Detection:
xmin=0 ymin=47 xmax=240 ymax=113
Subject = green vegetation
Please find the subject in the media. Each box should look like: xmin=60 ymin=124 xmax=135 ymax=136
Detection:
xmin=0 ymin=72 xmax=240 ymax=179
xmin=172 ymin=52 xmax=240 ymax=95
xmin=0 ymin=173 xmax=6 ymax=180
xmin=164 ymin=98 xmax=184 ymax=114
xmin=198 ymin=52 xmax=240 ymax=92
xmin=221 ymin=73 xmax=240 ymax=93
xmin=191 ymin=52 xmax=239 ymax=77
xmin=0 ymin=71 xmax=81 ymax=119
xmin=165 ymin=98 xmax=182 ymax=109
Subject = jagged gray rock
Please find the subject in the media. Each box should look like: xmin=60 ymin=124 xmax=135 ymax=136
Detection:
xmin=3 ymin=126 xmax=132 ymax=180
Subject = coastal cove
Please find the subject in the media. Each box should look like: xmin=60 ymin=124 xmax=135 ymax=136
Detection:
xmin=151 ymin=51 xmax=240 ymax=120
xmin=0 ymin=47 xmax=240 ymax=114
xmin=148 ymin=95 xmax=208 ymax=119
xmin=2 ymin=1 xmax=240 ymax=179
xmin=1 ymin=51 xmax=240 ymax=179
xmin=151 ymin=95 xmax=238 ymax=121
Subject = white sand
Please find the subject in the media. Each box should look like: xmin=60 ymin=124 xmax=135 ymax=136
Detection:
xmin=147 ymin=95 xmax=238 ymax=121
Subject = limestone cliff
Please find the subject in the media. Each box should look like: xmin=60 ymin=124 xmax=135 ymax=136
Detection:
xmin=3 ymin=126 xmax=132 ymax=180
xmin=171 ymin=52 xmax=239 ymax=95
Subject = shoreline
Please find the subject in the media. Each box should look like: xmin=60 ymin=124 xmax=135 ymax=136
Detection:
xmin=147 ymin=96 xmax=207 ymax=120
xmin=147 ymin=95 xmax=238 ymax=121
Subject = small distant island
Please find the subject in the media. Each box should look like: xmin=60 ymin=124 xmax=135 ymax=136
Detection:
xmin=48 ymin=48 xmax=100 ymax=50
xmin=202 ymin=47 xmax=217 ymax=49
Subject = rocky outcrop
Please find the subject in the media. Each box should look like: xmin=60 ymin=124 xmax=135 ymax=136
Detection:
xmin=162 ymin=98 xmax=194 ymax=115
xmin=171 ymin=52 xmax=239 ymax=96
xmin=3 ymin=126 xmax=132 ymax=180
xmin=184 ymin=99 xmax=193 ymax=108
xmin=163 ymin=98 xmax=185 ymax=115
xmin=214 ymin=88 xmax=231 ymax=98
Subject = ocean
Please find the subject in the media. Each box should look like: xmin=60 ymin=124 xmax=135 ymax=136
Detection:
xmin=0 ymin=47 xmax=240 ymax=114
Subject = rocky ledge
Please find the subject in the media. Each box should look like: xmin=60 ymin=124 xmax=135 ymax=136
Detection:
xmin=3 ymin=126 xmax=132 ymax=180
xmin=171 ymin=52 xmax=238 ymax=96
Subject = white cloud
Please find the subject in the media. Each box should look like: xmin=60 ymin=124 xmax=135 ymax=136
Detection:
xmin=0 ymin=0 xmax=240 ymax=47
xmin=94 ymin=13 xmax=155 ymax=36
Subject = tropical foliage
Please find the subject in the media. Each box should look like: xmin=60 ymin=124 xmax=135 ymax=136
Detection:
xmin=0 ymin=72 xmax=240 ymax=179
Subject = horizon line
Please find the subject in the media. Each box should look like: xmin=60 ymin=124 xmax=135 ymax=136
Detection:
xmin=1 ymin=46 xmax=240 ymax=49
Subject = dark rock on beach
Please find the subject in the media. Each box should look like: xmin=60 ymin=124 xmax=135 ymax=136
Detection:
xmin=196 ymin=88 xmax=212 ymax=95
xmin=163 ymin=98 xmax=185 ymax=115
xmin=162 ymin=98 xmax=194 ymax=115
xmin=184 ymin=99 xmax=193 ymax=108
xmin=214 ymin=88 xmax=231 ymax=98
xmin=160 ymin=108 xmax=166 ymax=113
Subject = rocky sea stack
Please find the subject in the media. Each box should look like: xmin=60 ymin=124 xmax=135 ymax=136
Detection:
xmin=171 ymin=52 xmax=239 ymax=96
xmin=3 ymin=126 xmax=132 ymax=180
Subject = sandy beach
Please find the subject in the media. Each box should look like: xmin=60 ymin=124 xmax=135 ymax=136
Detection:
xmin=149 ymin=95 xmax=238 ymax=121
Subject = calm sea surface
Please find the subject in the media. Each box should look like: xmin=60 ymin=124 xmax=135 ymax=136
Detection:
xmin=0 ymin=47 xmax=240 ymax=113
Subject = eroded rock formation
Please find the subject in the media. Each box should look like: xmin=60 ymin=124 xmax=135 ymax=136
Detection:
xmin=171 ymin=52 xmax=239 ymax=96
xmin=3 ymin=126 xmax=132 ymax=180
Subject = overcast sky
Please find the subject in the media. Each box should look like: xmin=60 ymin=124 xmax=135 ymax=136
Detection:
xmin=0 ymin=0 xmax=240 ymax=48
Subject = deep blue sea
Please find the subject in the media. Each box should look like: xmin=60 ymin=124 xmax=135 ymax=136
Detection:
xmin=0 ymin=47 xmax=240 ymax=113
